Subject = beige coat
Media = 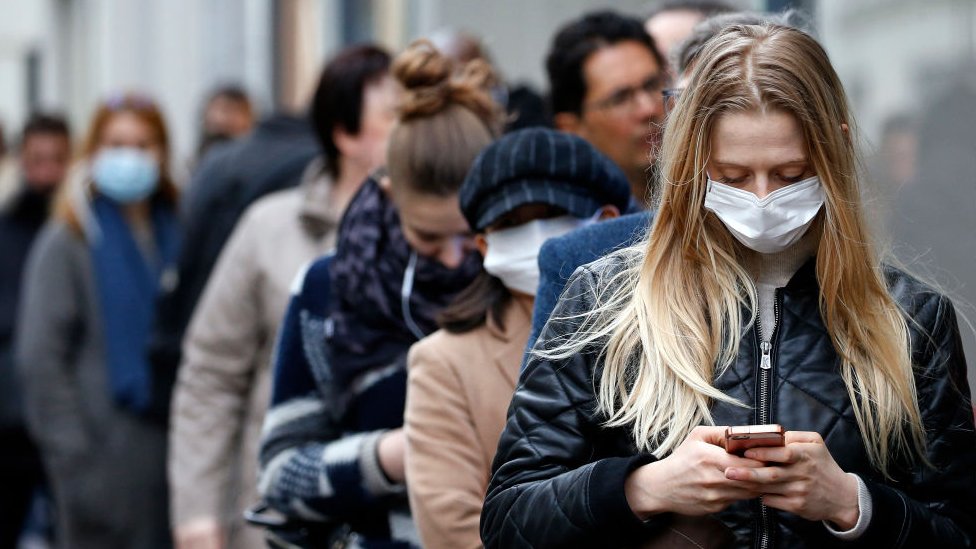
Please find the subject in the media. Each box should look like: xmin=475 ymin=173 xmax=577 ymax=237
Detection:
xmin=168 ymin=163 xmax=340 ymax=548
xmin=405 ymin=297 xmax=532 ymax=549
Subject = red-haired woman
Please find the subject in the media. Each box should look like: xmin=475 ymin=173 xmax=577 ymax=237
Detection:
xmin=16 ymin=93 xmax=178 ymax=549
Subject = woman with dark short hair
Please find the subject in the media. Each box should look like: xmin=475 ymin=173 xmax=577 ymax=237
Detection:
xmin=169 ymin=44 xmax=395 ymax=549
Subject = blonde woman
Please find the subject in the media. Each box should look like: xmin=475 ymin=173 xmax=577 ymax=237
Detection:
xmin=481 ymin=24 xmax=975 ymax=549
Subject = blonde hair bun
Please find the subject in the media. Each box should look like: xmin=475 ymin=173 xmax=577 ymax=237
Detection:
xmin=393 ymin=39 xmax=500 ymax=127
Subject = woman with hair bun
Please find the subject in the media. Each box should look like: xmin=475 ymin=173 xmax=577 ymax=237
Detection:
xmin=257 ymin=40 xmax=502 ymax=547
xmin=481 ymin=23 xmax=976 ymax=549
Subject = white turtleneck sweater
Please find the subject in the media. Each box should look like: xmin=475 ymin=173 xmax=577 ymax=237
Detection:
xmin=742 ymin=226 xmax=819 ymax=342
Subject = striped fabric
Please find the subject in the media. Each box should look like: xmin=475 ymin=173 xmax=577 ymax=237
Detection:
xmin=459 ymin=128 xmax=632 ymax=231
xmin=257 ymin=255 xmax=417 ymax=546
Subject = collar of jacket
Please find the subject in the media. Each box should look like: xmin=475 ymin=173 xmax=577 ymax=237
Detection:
xmin=782 ymin=255 xmax=819 ymax=294
xmin=298 ymin=156 xmax=340 ymax=239
xmin=487 ymin=295 xmax=533 ymax=387
xmin=486 ymin=294 xmax=533 ymax=343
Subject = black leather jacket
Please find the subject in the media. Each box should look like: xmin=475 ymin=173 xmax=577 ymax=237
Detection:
xmin=481 ymin=252 xmax=975 ymax=548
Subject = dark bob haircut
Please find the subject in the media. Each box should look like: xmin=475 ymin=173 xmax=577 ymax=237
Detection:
xmin=310 ymin=44 xmax=392 ymax=179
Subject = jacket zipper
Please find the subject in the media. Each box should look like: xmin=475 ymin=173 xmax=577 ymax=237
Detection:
xmin=754 ymin=290 xmax=781 ymax=549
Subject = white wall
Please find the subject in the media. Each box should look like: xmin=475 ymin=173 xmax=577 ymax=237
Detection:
xmin=0 ymin=0 xmax=54 ymax=143
xmin=818 ymin=0 xmax=975 ymax=143
xmin=403 ymin=0 xmax=670 ymax=90
xmin=0 ymin=0 xmax=281 ymax=167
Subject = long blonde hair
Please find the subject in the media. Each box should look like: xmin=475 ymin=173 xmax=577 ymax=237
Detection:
xmin=540 ymin=24 xmax=926 ymax=476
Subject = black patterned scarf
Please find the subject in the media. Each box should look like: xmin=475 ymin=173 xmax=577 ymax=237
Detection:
xmin=327 ymin=177 xmax=481 ymax=389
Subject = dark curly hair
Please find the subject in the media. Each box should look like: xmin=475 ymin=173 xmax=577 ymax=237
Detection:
xmin=546 ymin=11 xmax=665 ymax=116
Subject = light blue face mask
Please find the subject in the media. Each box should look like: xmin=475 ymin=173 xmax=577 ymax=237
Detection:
xmin=92 ymin=147 xmax=160 ymax=204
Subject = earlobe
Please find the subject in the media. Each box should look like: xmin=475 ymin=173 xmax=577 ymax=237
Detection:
xmin=378 ymin=175 xmax=393 ymax=197
xmin=333 ymin=126 xmax=355 ymax=157
xmin=598 ymin=205 xmax=621 ymax=220
xmin=474 ymin=234 xmax=488 ymax=258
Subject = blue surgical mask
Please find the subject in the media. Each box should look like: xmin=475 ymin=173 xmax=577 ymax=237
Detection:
xmin=92 ymin=147 xmax=160 ymax=204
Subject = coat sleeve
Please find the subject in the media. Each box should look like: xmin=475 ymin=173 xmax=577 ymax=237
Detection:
xmin=168 ymin=207 xmax=264 ymax=527
xmin=481 ymin=265 xmax=662 ymax=549
xmin=257 ymin=258 xmax=403 ymax=521
xmin=405 ymin=337 xmax=489 ymax=549
xmin=858 ymin=294 xmax=976 ymax=547
xmin=15 ymin=224 xmax=92 ymax=473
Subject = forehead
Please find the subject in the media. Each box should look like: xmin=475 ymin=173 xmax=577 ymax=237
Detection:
xmin=710 ymin=110 xmax=807 ymax=166
xmin=102 ymin=111 xmax=155 ymax=140
xmin=581 ymin=41 xmax=660 ymax=99
xmin=362 ymin=76 xmax=399 ymax=114
xmin=22 ymin=132 xmax=68 ymax=151
xmin=396 ymin=190 xmax=468 ymax=234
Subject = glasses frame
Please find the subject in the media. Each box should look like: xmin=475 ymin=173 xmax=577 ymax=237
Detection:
xmin=585 ymin=73 xmax=669 ymax=117
xmin=662 ymin=88 xmax=683 ymax=119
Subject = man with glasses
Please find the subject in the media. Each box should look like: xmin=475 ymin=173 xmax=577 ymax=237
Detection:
xmin=547 ymin=10 xmax=668 ymax=208
xmin=525 ymin=9 xmax=776 ymax=356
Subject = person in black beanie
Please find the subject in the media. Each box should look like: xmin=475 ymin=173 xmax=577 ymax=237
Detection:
xmin=0 ymin=113 xmax=70 ymax=547
xmin=404 ymin=127 xmax=629 ymax=549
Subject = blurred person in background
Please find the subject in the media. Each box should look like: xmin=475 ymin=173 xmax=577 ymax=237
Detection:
xmin=644 ymin=0 xmax=734 ymax=62
xmin=891 ymin=75 xmax=976 ymax=387
xmin=16 ymin=93 xmax=178 ymax=549
xmin=194 ymin=85 xmax=255 ymax=164
xmin=429 ymin=28 xmax=552 ymax=131
xmin=168 ymin=44 xmax=396 ymax=549
xmin=256 ymin=40 xmax=501 ymax=548
xmin=864 ymin=113 xmax=919 ymax=240
xmin=875 ymin=114 xmax=919 ymax=191
xmin=148 ymin=81 xmax=319 ymax=427
xmin=404 ymin=127 xmax=630 ymax=549
xmin=0 ymin=120 xmax=19 ymax=208
xmin=0 ymin=112 xmax=70 ymax=548
xmin=546 ymin=11 xmax=667 ymax=208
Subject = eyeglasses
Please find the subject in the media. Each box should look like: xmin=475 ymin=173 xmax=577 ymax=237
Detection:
xmin=586 ymin=74 xmax=668 ymax=116
xmin=662 ymin=88 xmax=683 ymax=119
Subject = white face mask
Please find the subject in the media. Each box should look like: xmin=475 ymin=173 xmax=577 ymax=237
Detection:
xmin=483 ymin=216 xmax=586 ymax=296
xmin=703 ymin=176 xmax=825 ymax=254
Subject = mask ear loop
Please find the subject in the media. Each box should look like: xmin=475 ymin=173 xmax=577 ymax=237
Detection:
xmin=401 ymin=251 xmax=426 ymax=340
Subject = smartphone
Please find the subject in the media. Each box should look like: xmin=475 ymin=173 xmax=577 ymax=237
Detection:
xmin=724 ymin=424 xmax=785 ymax=455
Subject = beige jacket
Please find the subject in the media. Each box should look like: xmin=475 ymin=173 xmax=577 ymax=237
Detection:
xmin=405 ymin=297 xmax=532 ymax=549
xmin=168 ymin=161 xmax=340 ymax=548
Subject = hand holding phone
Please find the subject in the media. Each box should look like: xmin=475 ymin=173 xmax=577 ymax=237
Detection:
xmin=724 ymin=424 xmax=785 ymax=455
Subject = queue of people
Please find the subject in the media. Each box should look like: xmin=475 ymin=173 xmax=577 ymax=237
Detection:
xmin=0 ymin=2 xmax=973 ymax=549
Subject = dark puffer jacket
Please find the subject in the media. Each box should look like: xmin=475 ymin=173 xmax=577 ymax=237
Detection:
xmin=481 ymin=251 xmax=975 ymax=549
